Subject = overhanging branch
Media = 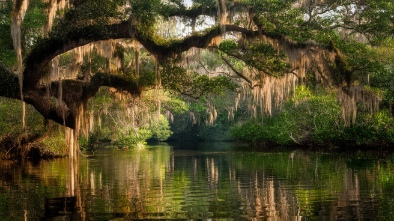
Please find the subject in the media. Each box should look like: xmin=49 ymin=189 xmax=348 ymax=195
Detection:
xmin=23 ymin=21 xmax=135 ymax=89
xmin=221 ymin=55 xmax=253 ymax=88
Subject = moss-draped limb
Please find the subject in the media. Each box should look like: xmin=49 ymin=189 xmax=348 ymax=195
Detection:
xmin=23 ymin=90 xmax=77 ymax=128
xmin=87 ymin=73 xmax=141 ymax=96
xmin=21 ymin=18 xmax=307 ymax=92
xmin=14 ymin=20 xmax=328 ymax=126
xmin=23 ymin=73 xmax=140 ymax=129
xmin=3 ymin=14 xmax=346 ymax=129
xmin=220 ymin=56 xmax=253 ymax=87
xmin=21 ymin=22 xmax=266 ymax=90
xmin=23 ymin=21 xmax=135 ymax=90
xmin=136 ymin=24 xmax=293 ymax=62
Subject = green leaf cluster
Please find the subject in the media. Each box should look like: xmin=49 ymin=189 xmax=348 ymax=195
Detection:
xmin=161 ymin=63 xmax=237 ymax=97
xmin=232 ymin=86 xmax=343 ymax=146
xmin=131 ymin=0 xmax=162 ymax=37
xmin=0 ymin=97 xmax=44 ymax=138
xmin=232 ymin=86 xmax=394 ymax=147
xmin=341 ymin=110 xmax=394 ymax=146
xmin=219 ymin=40 xmax=238 ymax=51
xmin=113 ymin=128 xmax=152 ymax=149
xmin=0 ymin=3 xmax=15 ymax=67
xmin=220 ymin=40 xmax=288 ymax=76
xmin=149 ymin=114 xmax=173 ymax=141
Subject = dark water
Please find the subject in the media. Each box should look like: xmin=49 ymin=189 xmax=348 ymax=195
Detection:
xmin=1 ymin=143 xmax=394 ymax=220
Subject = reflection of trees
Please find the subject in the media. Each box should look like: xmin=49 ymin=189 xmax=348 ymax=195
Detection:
xmin=3 ymin=148 xmax=394 ymax=220
xmin=227 ymin=151 xmax=382 ymax=220
xmin=77 ymin=148 xmax=299 ymax=219
xmin=335 ymin=169 xmax=361 ymax=220
xmin=78 ymin=146 xmax=171 ymax=219
xmin=0 ymin=159 xmax=70 ymax=220
xmin=76 ymin=148 xmax=389 ymax=220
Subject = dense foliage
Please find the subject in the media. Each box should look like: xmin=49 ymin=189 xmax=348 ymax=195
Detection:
xmin=0 ymin=97 xmax=68 ymax=159
xmin=232 ymin=86 xmax=394 ymax=147
xmin=0 ymin=0 xmax=393 ymax=157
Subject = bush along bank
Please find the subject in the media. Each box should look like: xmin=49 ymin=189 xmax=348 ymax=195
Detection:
xmin=231 ymin=86 xmax=394 ymax=149
xmin=0 ymin=98 xmax=69 ymax=160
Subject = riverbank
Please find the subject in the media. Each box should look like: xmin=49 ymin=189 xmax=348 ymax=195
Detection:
xmin=0 ymin=131 xmax=68 ymax=160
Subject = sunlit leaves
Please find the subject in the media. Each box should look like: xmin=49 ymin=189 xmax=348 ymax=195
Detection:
xmin=245 ymin=0 xmax=313 ymax=41
xmin=247 ymin=42 xmax=288 ymax=73
xmin=232 ymin=86 xmax=343 ymax=145
xmin=219 ymin=39 xmax=237 ymax=51
xmin=49 ymin=0 xmax=124 ymax=41
xmin=22 ymin=0 xmax=47 ymax=29
xmin=352 ymin=0 xmax=394 ymax=43
xmin=66 ymin=0 xmax=121 ymax=22
xmin=149 ymin=114 xmax=173 ymax=141
xmin=113 ymin=128 xmax=152 ymax=149
xmin=163 ymin=96 xmax=189 ymax=114
xmin=331 ymin=37 xmax=386 ymax=83
xmin=131 ymin=0 xmax=162 ymax=36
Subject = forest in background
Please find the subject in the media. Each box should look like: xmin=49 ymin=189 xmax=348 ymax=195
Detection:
xmin=0 ymin=0 xmax=393 ymax=159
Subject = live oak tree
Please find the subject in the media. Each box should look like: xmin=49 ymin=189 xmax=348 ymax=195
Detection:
xmin=0 ymin=0 xmax=393 ymax=155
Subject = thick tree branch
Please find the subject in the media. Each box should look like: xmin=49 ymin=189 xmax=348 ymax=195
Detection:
xmin=12 ymin=17 xmax=333 ymax=128
xmin=136 ymin=24 xmax=291 ymax=62
xmin=87 ymin=73 xmax=141 ymax=97
xmin=23 ymin=21 xmax=134 ymax=90
xmin=23 ymin=90 xmax=77 ymax=128
xmin=22 ymin=20 xmax=307 ymax=92
xmin=27 ymin=73 xmax=141 ymax=128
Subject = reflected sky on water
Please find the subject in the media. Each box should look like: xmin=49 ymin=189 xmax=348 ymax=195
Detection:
xmin=1 ymin=143 xmax=394 ymax=220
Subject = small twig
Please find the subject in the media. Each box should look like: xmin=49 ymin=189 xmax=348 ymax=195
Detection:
xmin=288 ymin=132 xmax=301 ymax=144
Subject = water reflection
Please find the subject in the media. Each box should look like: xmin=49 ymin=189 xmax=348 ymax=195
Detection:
xmin=1 ymin=144 xmax=394 ymax=220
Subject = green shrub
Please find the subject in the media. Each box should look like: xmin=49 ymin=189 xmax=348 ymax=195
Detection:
xmin=341 ymin=110 xmax=394 ymax=146
xmin=0 ymin=98 xmax=45 ymax=138
xmin=149 ymin=115 xmax=172 ymax=141
xmin=232 ymin=86 xmax=343 ymax=146
xmin=374 ymin=110 xmax=394 ymax=143
xmin=113 ymin=128 xmax=152 ymax=149
xmin=79 ymin=132 xmax=101 ymax=152
xmin=232 ymin=86 xmax=394 ymax=148
xmin=197 ymin=123 xmax=233 ymax=141
xmin=231 ymin=120 xmax=265 ymax=145
xmin=39 ymin=131 xmax=68 ymax=157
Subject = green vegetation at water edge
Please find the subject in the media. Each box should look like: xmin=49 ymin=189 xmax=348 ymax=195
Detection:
xmin=231 ymin=86 xmax=394 ymax=148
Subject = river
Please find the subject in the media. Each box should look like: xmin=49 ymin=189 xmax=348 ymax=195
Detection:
xmin=1 ymin=142 xmax=394 ymax=220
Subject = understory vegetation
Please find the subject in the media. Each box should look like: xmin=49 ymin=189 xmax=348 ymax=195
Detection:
xmin=232 ymin=86 xmax=394 ymax=148
xmin=0 ymin=97 xmax=68 ymax=159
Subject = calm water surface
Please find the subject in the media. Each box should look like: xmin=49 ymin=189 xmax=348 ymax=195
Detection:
xmin=1 ymin=143 xmax=394 ymax=220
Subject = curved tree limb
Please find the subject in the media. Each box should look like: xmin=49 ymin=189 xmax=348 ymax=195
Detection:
xmin=10 ymin=16 xmax=338 ymax=128
xmin=22 ymin=19 xmax=310 ymax=91
xmin=23 ymin=21 xmax=135 ymax=89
